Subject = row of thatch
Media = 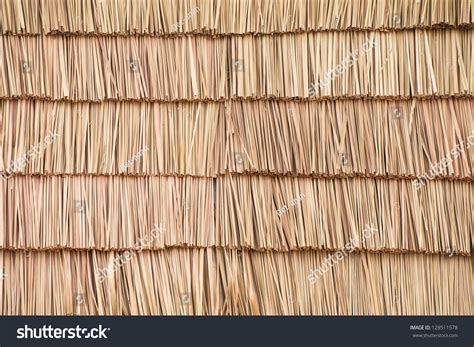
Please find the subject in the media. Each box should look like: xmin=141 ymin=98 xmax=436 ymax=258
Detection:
xmin=1 ymin=30 xmax=473 ymax=100
xmin=0 ymin=249 xmax=470 ymax=315
xmin=1 ymin=0 xmax=473 ymax=35
xmin=0 ymin=176 xmax=471 ymax=254
xmin=1 ymin=99 xmax=472 ymax=177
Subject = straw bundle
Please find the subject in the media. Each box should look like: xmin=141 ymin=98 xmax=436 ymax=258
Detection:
xmin=0 ymin=249 xmax=470 ymax=315
xmin=1 ymin=0 xmax=473 ymax=35
xmin=0 ymin=175 xmax=471 ymax=254
xmin=1 ymin=99 xmax=472 ymax=177
xmin=1 ymin=30 xmax=473 ymax=100
xmin=227 ymin=99 xmax=474 ymax=177
xmin=0 ymin=1 xmax=471 ymax=316
xmin=0 ymin=100 xmax=226 ymax=176
xmin=216 ymin=176 xmax=472 ymax=254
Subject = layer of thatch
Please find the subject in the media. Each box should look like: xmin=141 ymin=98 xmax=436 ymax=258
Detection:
xmin=1 ymin=98 xmax=472 ymax=177
xmin=1 ymin=30 xmax=473 ymax=100
xmin=0 ymin=100 xmax=226 ymax=176
xmin=0 ymin=176 xmax=470 ymax=254
xmin=217 ymin=176 xmax=472 ymax=254
xmin=227 ymin=99 xmax=474 ymax=177
xmin=0 ymin=249 xmax=470 ymax=315
xmin=1 ymin=0 xmax=473 ymax=35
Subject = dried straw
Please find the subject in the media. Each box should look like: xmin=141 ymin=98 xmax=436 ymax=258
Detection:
xmin=1 ymin=0 xmax=472 ymax=35
xmin=0 ymin=176 xmax=470 ymax=254
xmin=1 ymin=99 xmax=472 ymax=177
xmin=0 ymin=0 xmax=471 ymax=317
xmin=0 ymin=249 xmax=469 ymax=315
xmin=1 ymin=30 xmax=472 ymax=100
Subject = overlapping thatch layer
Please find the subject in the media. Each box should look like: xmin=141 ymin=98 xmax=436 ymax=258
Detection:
xmin=0 ymin=100 xmax=226 ymax=176
xmin=0 ymin=249 xmax=470 ymax=315
xmin=1 ymin=0 xmax=473 ymax=35
xmin=1 ymin=99 xmax=473 ymax=177
xmin=216 ymin=176 xmax=473 ymax=254
xmin=227 ymin=99 xmax=474 ymax=176
xmin=0 ymin=176 xmax=471 ymax=254
xmin=1 ymin=30 xmax=473 ymax=100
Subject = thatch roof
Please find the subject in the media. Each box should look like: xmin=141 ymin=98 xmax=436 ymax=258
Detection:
xmin=0 ymin=0 xmax=471 ymax=315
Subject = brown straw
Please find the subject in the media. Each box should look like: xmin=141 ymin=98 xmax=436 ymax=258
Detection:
xmin=1 ymin=30 xmax=473 ymax=101
xmin=1 ymin=0 xmax=473 ymax=35
xmin=0 ymin=0 xmax=471 ymax=317
xmin=0 ymin=249 xmax=470 ymax=315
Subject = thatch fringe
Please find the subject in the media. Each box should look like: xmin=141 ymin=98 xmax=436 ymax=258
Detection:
xmin=0 ymin=0 xmax=473 ymax=35
xmin=0 ymin=100 xmax=226 ymax=176
xmin=226 ymin=98 xmax=474 ymax=177
xmin=0 ymin=249 xmax=470 ymax=315
xmin=217 ymin=175 xmax=472 ymax=254
xmin=1 ymin=30 xmax=473 ymax=100
xmin=1 ymin=99 xmax=472 ymax=178
xmin=0 ymin=176 xmax=470 ymax=254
